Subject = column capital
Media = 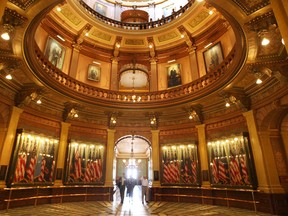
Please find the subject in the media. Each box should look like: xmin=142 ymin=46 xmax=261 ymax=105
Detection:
xmin=61 ymin=122 xmax=71 ymax=128
xmin=111 ymin=56 xmax=119 ymax=63
xmin=151 ymin=129 xmax=160 ymax=134
xmin=195 ymin=124 xmax=206 ymax=130
xmin=107 ymin=128 xmax=116 ymax=134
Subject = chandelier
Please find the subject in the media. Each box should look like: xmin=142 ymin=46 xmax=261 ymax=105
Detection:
xmin=122 ymin=137 xmax=141 ymax=167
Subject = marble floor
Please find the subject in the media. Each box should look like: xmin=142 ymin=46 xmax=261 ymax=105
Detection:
xmin=0 ymin=186 xmax=274 ymax=216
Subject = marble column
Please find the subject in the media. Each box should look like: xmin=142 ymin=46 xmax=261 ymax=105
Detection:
xmin=150 ymin=59 xmax=158 ymax=92
xmin=54 ymin=122 xmax=71 ymax=186
xmin=0 ymin=106 xmax=23 ymax=187
xmin=188 ymin=46 xmax=199 ymax=81
xmin=105 ymin=129 xmax=116 ymax=186
xmin=196 ymin=124 xmax=210 ymax=187
xmin=242 ymin=110 xmax=284 ymax=193
xmin=110 ymin=58 xmax=119 ymax=91
xmin=69 ymin=45 xmax=80 ymax=79
xmin=270 ymin=0 xmax=288 ymax=53
xmin=151 ymin=129 xmax=160 ymax=187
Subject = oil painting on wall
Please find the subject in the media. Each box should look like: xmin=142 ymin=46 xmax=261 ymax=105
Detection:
xmin=44 ymin=36 xmax=66 ymax=70
xmin=203 ymin=42 xmax=223 ymax=72
xmin=167 ymin=63 xmax=182 ymax=88
xmin=87 ymin=64 xmax=101 ymax=82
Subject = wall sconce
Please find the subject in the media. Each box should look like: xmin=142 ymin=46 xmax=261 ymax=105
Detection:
xmin=70 ymin=108 xmax=78 ymax=118
xmin=110 ymin=115 xmax=117 ymax=125
xmin=63 ymin=103 xmax=80 ymax=121
xmin=0 ymin=24 xmax=14 ymax=41
xmin=254 ymin=72 xmax=263 ymax=84
xmin=150 ymin=116 xmax=157 ymax=125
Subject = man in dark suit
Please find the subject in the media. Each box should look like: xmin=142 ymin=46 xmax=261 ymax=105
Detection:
xmin=117 ymin=173 xmax=126 ymax=204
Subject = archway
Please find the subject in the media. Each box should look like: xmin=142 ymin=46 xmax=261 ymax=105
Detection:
xmin=114 ymin=135 xmax=151 ymax=184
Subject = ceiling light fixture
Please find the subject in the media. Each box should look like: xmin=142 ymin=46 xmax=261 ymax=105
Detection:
xmin=167 ymin=59 xmax=176 ymax=63
xmin=57 ymin=35 xmax=65 ymax=41
xmin=261 ymin=37 xmax=270 ymax=46
xmin=5 ymin=74 xmax=12 ymax=80
xmin=1 ymin=24 xmax=14 ymax=41
xmin=204 ymin=42 xmax=212 ymax=49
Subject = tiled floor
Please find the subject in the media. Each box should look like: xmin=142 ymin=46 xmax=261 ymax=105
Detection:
xmin=0 ymin=186 xmax=274 ymax=216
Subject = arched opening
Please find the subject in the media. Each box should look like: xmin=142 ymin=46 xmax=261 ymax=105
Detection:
xmin=114 ymin=135 xmax=151 ymax=182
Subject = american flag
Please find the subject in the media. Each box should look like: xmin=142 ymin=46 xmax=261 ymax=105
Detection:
xmin=170 ymin=152 xmax=180 ymax=183
xmin=84 ymin=160 xmax=92 ymax=182
xmin=38 ymin=156 xmax=46 ymax=182
xmin=218 ymin=160 xmax=228 ymax=184
xmin=191 ymin=161 xmax=197 ymax=183
xmin=74 ymin=147 xmax=82 ymax=180
xmin=97 ymin=149 xmax=102 ymax=179
xmin=14 ymin=153 xmax=27 ymax=182
xmin=163 ymin=151 xmax=173 ymax=183
xmin=49 ymin=160 xmax=55 ymax=181
xmin=26 ymin=142 xmax=38 ymax=182
xmin=240 ymin=155 xmax=250 ymax=184
xmin=229 ymin=155 xmax=242 ymax=185
xmin=211 ymin=149 xmax=219 ymax=184
xmin=180 ymin=150 xmax=191 ymax=183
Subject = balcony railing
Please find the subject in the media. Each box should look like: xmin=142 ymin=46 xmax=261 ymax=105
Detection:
xmin=32 ymin=41 xmax=237 ymax=107
xmin=78 ymin=0 xmax=195 ymax=30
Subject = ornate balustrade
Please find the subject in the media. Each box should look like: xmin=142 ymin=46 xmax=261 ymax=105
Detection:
xmin=78 ymin=0 xmax=195 ymax=30
xmin=32 ymin=41 xmax=237 ymax=108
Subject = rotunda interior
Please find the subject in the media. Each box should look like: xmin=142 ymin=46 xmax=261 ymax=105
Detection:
xmin=0 ymin=0 xmax=287 ymax=214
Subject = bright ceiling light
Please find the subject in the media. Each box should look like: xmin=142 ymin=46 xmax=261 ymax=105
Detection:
xmin=261 ymin=38 xmax=270 ymax=46
xmin=1 ymin=32 xmax=10 ymax=40
xmin=282 ymin=38 xmax=285 ymax=45
xmin=256 ymin=78 xmax=262 ymax=84
xmin=5 ymin=74 xmax=12 ymax=80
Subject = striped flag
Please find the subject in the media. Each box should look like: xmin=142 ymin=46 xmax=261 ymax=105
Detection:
xmin=74 ymin=147 xmax=82 ymax=179
xmin=26 ymin=155 xmax=37 ymax=182
xmin=26 ymin=142 xmax=38 ymax=182
xmin=163 ymin=151 xmax=173 ymax=183
xmin=84 ymin=161 xmax=92 ymax=182
xmin=49 ymin=160 xmax=55 ymax=181
xmin=229 ymin=156 xmax=242 ymax=185
xmin=218 ymin=160 xmax=228 ymax=184
xmin=38 ymin=156 xmax=46 ymax=182
xmin=240 ymin=155 xmax=250 ymax=184
xmin=14 ymin=153 xmax=27 ymax=182
xmin=191 ymin=161 xmax=197 ymax=183
xmin=211 ymin=149 xmax=219 ymax=184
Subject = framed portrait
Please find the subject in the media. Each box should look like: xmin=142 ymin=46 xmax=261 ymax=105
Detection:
xmin=203 ymin=42 xmax=224 ymax=73
xmin=44 ymin=36 xmax=66 ymax=70
xmin=87 ymin=64 xmax=101 ymax=82
xmin=94 ymin=3 xmax=107 ymax=16
xmin=167 ymin=63 xmax=182 ymax=88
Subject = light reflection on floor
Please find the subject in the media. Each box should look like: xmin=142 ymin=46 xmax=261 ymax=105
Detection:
xmin=0 ymin=185 xmax=273 ymax=216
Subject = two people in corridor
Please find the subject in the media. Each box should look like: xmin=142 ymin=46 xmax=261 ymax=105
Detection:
xmin=116 ymin=174 xmax=150 ymax=204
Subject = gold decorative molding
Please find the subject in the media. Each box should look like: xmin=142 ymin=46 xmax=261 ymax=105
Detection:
xmin=157 ymin=31 xmax=178 ymax=43
xmin=188 ymin=10 xmax=209 ymax=28
xmin=91 ymin=30 xmax=112 ymax=41
xmin=60 ymin=7 xmax=82 ymax=26
xmin=124 ymin=39 xmax=144 ymax=45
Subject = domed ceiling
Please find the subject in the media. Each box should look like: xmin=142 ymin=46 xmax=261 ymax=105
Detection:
xmin=1 ymin=0 xmax=286 ymax=156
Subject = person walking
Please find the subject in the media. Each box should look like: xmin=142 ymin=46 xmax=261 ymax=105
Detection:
xmin=141 ymin=176 xmax=149 ymax=204
xmin=126 ymin=176 xmax=136 ymax=202
xmin=117 ymin=173 xmax=126 ymax=204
